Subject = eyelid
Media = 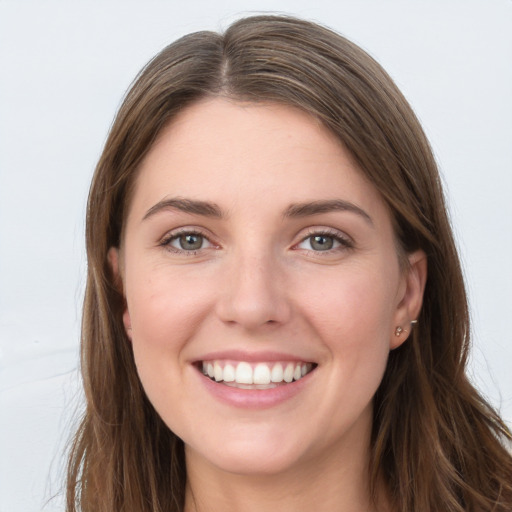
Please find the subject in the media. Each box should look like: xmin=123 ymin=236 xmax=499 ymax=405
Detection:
xmin=293 ymin=227 xmax=354 ymax=252
xmin=159 ymin=226 xmax=219 ymax=254
xmin=157 ymin=225 xmax=353 ymax=255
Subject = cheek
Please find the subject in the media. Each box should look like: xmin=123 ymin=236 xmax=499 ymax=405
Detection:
xmin=124 ymin=268 xmax=216 ymax=422
xmin=299 ymin=262 xmax=398 ymax=342
xmin=124 ymin=265 xmax=216 ymax=369
xmin=297 ymin=263 xmax=397 ymax=393
xmin=127 ymin=261 xmax=210 ymax=322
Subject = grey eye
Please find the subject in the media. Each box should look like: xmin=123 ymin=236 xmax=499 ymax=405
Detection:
xmin=297 ymin=234 xmax=344 ymax=252
xmin=173 ymin=233 xmax=205 ymax=251
xmin=310 ymin=235 xmax=334 ymax=251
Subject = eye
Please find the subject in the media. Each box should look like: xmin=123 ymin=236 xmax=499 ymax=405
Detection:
xmin=307 ymin=235 xmax=337 ymax=251
xmin=295 ymin=230 xmax=353 ymax=253
xmin=299 ymin=234 xmax=340 ymax=251
xmin=162 ymin=231 xmax=213 ymax=253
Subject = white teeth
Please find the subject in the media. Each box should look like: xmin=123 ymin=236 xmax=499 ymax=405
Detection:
xmin=223 ymin=363 xmax=235 ymax=382
xmin=235 ymin=362 xmax=253 ymax=384
xmin=201 ymin=360 xmax=313 ymax=385
xmin=271 ymin=363 xmax=284 ymax=382
xmin=283 ymin=363 xmax=294 ymax=383
xmin=214 ymin=362 xmax=223 ymax=382
xmin=253 ymin=363 xmax=271 ymax=385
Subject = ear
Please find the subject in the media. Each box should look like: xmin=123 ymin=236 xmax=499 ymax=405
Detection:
xmin=107 ymin=247 xmax=132 ymax=340
xmin=390 ymin=250 xmax=427 ymax=349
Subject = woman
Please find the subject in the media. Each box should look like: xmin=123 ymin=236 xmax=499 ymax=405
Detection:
xmin=66 ymin=14 xmax=512 ymax=512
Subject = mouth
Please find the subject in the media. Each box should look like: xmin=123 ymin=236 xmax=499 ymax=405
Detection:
xmin=198 ymin=360 xmax=317 ymax=389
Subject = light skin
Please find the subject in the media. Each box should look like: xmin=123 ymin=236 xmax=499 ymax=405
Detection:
xmin=110 ymin=98 xmax=427 ymax=512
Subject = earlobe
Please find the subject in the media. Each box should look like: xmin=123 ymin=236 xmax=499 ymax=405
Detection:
xmin=122 ymin=309 xmax=133 ymax=340
xmin=107 ymin=247 xmax=132 ymax=340
xmin=390 ymin=250 xmax=428 ymax=349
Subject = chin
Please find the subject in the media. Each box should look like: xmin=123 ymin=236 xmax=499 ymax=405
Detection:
xmin=185 ymin=429 xmax=309 ymax=477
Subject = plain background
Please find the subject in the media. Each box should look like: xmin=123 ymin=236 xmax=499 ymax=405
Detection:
xmin=1 ymin=1 xmax=511 ymax=510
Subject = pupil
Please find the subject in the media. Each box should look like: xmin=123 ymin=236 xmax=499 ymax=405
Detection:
xmin=180 ymin=234 xmax=202 ymax=250
xmin=311 ymin=235 xmax=333 ymax=251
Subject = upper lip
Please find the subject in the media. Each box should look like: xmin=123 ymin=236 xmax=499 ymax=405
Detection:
xmin=192 ymin=349 xmax=316 ymax=364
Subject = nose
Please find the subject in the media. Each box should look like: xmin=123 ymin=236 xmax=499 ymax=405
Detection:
xmin=215 ymin=251 xmax=292 ymax=330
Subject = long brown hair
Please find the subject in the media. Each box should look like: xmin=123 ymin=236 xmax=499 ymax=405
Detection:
xmin=67 ymin=15 xmax=512 ymax=512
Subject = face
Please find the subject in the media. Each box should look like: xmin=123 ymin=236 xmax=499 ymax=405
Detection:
xmin=112 ymin=98 xmax=425 ymax=477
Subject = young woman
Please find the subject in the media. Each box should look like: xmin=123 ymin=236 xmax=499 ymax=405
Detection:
xmin=66 ymin=15 xmax=512 ymax=512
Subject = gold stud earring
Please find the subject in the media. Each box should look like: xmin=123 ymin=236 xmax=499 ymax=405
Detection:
xmin=395 ymin=326 xmax=404 ymax=337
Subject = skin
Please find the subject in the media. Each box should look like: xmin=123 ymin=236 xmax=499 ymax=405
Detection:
xmin=110 ymin=98 xmax=427 ymax=512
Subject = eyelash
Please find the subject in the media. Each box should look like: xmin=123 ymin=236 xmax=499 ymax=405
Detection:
xmin=159 ymin=228 xmax=213 ymax=255
xmin=295 ymin=228 xmax=354 ymax=255
xmin=159 ymin=227 xmax=354 ymax=255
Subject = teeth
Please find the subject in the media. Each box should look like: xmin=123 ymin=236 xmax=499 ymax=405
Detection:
xmin=201 ymin=360 xmax=313 ymax=386
xmin=235 ymin=362 xmax=253 ymax=384
xmin=253 ymin=363 xmax=271 ymax=385
xmin=223 ymin=363 xmax=235 ymax=382
xmin=271 ymin=363 xmax=284 ymax=383
xmin=283 ymin=363 xmax=294 ymax=383
xmin=214 ymin=362 xmax=223 ymax=382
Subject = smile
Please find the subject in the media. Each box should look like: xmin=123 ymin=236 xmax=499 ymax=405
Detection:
xmin=201 ymin=360 xmax=315 ymax=388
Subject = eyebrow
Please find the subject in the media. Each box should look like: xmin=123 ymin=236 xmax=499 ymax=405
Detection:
xmin=142 ymin=197 xmax=224 ymax=221
xmin=142 ymin=197 xmax=372 ymax=225
xmin=284 ymin=199 xmax=373 ymax=225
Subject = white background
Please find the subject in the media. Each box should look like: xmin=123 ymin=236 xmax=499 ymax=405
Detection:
xmin=1 ymin=1 xmax=511 ymax=510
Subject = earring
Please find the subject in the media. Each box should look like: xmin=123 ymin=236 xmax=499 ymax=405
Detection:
xmin=395 ymin=326 xmax=404 ymax=337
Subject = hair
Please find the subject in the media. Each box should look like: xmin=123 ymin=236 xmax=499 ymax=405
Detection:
xmin=66 ymin=14 xmax=512 ymax=512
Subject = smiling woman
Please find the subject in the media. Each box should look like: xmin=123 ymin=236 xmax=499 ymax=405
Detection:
xmin=67 ymin=15 xmax=512 ymax=512
xmin=109 ymin=99 xmax=423 ymax=483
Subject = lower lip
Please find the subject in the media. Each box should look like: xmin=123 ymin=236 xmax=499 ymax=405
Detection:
xmin=196 ymin=368 xmax=314 ymax=409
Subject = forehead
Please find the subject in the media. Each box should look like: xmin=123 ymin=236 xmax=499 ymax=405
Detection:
xmin=128 ymin=98 xmax=388 ymax=225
